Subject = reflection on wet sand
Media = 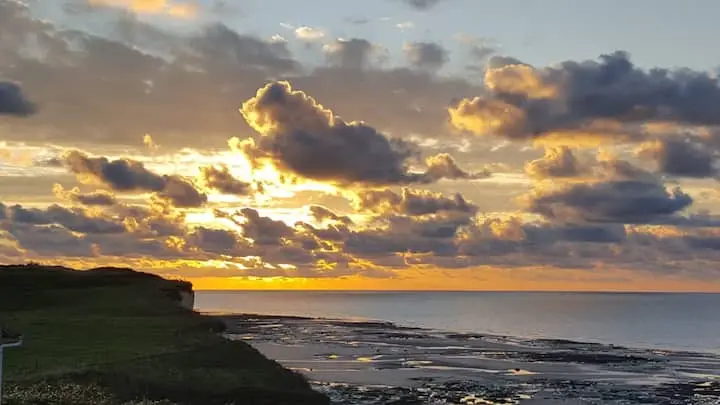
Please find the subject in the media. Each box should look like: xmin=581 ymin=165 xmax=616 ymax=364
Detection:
xmin=219 ymin=314 xmax=720 ymax=404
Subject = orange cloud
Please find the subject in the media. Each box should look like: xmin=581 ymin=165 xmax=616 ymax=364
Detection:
xmin=88 ymin=0 xmax=198 ymax=18
xmin=484 ymin=63 xmax=558 ymax=99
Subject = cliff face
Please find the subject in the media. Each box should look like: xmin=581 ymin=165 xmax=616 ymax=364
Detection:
xmin=178 ymin=290 xmax=195 ymax=311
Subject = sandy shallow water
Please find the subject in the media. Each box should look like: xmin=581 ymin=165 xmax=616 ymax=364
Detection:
xmin=219 ymin=314 xmax=720 ymax=404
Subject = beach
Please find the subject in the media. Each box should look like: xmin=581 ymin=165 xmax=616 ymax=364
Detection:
xmin=219 ymin=314 xmax=720 ymax=404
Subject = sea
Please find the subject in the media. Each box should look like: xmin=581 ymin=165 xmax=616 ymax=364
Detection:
xmin=195 ymin=291 xmax=720 ymax=355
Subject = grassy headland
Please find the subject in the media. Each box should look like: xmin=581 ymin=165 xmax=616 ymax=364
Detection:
xmin=0 ymin=264 xmax=328 ymax=405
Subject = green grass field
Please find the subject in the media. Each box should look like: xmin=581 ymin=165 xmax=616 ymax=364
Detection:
xmin=0 ymin=265 xmax=328 ymax=405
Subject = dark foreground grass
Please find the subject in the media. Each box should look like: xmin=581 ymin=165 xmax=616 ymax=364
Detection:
xmin=0 ymin=264 xmax=328 ymax=405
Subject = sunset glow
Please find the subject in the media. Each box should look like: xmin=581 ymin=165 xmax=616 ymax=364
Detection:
xmin=2 ymin=0 xmax=720 ymax=292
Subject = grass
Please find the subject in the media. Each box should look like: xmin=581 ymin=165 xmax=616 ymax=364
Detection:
xmin=0 ymin=264 xmax=329 ymax=405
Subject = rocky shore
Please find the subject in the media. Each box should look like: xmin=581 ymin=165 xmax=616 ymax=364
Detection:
xmin=220 ymin=314 xmax=720 ymax=404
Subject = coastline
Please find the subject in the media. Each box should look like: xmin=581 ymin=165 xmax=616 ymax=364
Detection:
xmin=217 ymin=313 xmax=720 ymax=404
xmin=196 ymin=290 xmax=720 ymax=356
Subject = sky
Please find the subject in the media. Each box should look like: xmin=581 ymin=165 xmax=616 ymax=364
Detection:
xmin=2 ymin=0 xmax=720 ymax=291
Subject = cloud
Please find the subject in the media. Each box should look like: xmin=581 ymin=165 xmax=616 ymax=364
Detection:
xmin=3 ymin=203 xmax=125 ymax=234
xmin=525 ymin=146 xmax=585 ymax=179
xmin=0 ymin=200 xmax=192 ymax=259
xmin=2 ymin=196 xmax=720 ymax=280
xmin=352 ymin=188 xmax=477 ymax=216
xmin=186 ymin=23 xmax=299 ymax=75
xmin=86 ymin=0 xmax=198 ymax=18
xmin=294 ymin=26 xmax=326 ymax=42
xmin=523 ymin=179 xmax=693 ymax=224
xmin=0 ymin=81 xmax=35 ymax=116
xmin=423 ymin=153 xmax=491 ymax=181
xmin=455 ymin=34 xmax=496 ymax=64
xmin=64 ymin=150 xmax=165 ymax=191
xmin=449 ymin=51 xmax=720 ymax=142
xmin=186 ymin=226 xmax=246 ymax=255
xmin=238 ymin=81 xmax=422 ymax=185
xmin=322 ymin=38 xmax=382 ymax=70
xmin=161 ymin=176 xmax=208 ymax=208
xmin=63 ymin=150 xmax=207 ymax=207
xmin=198 ymin=165 xmax=251 ymax=195
xmin=395 ymin=22 xmax=414 ymax=31
xmin=308 ymin=205 xmax=353 ymax=226
xmin=636 ymin=137 xmax=718 ymax=178
xmin=404 ymin=42 xmax=449 ymax=71
xmin=595 ymin=154 xmax=657 ymax=182
xmin=456 ymin=217 xmax=628 ymax=254
xmin=5 ymin=3 xmax=720 ymax=283
xmin=0 ymin=4 xmax=480 ymax=148
xmin=217 ymin=208 xmax=295 ymax=246
xmin=53 ymin=184 xmax=118 ymax=206
xmin=397 ymin=0 xmax=446 ymax=10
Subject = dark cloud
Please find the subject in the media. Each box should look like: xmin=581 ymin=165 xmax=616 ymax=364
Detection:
xmin=199 ymin=165 xmax=251 ymax=195
xmin=0 ymin=200 xmax=190 ymax=259
xmin=4 ymin=203 xmax=125 ymax=234
xmin=323 ymin=38 xmax=379 ymax=70
xmin=450 ymin=51 xmax=720 ymax=142
xmin=0 ymin=199 xmax=235 ymax=261
xmin=63 ymin=150 xmax=207 ymax=207
xmin=113 ymin=203 xmax=186 ymax=238
xmin=486 ymin=55 xmax=525 ymax=69
xmin=637 ymin=137 xmax=718 ymax=178
xmin=0 ymin=81 xmax=35 ymax=116
xmin=53 ymin=184 xmax=118 ymax=206
xmin=161 ymin=176 xmax=208 ymax=208
xmin=343 ymin=216 xmax=461 ymax=256
xmin=533 ymin=223 xmax=627 ymax=244
xmin=64 ymin=150 xmax=166 ymax=191
xmin=184 ymin=23 xmax=299 ymax=75
xmin=524 ymin=180 xmax=693 ymax=224
xmin=596 ymin=156 xmax=658 ymax=182
xmin=216 ymin=208 xmax=295 ymax=246
xmin=404 ymin=42 xmax=449 ymax=71
xmin=308 ymin=205 xmax=353 ymax=225
xmin=186 ymin=226 xmax=246 ymax=255
xmin=457 ymin=217 xmax=627 ymax=256
xmin=73 ymin=191 xmax=117 ymax=206
xmin=353 ymin=188 xmax=477 ymax=216
xmin=397 ymin=0 xmax=445 ymax=10
xmin=2 ymin=223 xmax=95 ymax=257
xmin=238 ymin=81 xmax=422 ymax=185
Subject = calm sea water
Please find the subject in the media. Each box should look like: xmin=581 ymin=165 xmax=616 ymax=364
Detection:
xmin=195 ymin=291 xmax=720 ymax=354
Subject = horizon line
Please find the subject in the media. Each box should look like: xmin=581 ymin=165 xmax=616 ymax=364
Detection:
xmin=194 ymin=289 xmax=720 ymax=294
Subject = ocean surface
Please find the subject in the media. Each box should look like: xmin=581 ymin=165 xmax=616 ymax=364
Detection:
xmin=195 ymin=291 xmax=720 ymax=354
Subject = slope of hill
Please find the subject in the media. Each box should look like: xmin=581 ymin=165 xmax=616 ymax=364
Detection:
xmin=0 ymin=264 xmax=328 ymax=405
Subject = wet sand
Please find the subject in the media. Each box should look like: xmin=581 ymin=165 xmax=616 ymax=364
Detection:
xmin=218 ymin=314 xmax=720 ymax=404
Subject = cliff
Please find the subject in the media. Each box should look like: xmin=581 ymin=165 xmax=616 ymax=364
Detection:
xmin=0 ymin=264 xmax=328 ymax=405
